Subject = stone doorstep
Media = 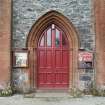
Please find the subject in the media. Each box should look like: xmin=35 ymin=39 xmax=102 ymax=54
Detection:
xmin=35 ymin=92 xmax=70 ymax=98
xmin=24 ymin=91 xmax=71 ymax=98
xmin=24 ymin=93 xmax=35 ymax=98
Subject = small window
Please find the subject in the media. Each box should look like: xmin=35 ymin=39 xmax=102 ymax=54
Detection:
xmin=47 ymin=28 xmax=51 ymax=46
xmin=55 ymin=29 xmax=60 ymax=47
xmin=52 ymin=24 xmax=55 ymax=29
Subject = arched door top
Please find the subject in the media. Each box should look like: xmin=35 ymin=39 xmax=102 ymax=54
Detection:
xmin=26 ymin=10 xmax=79 ymax=49
xmin=26 ymin=10 xmax=79 ymax=90
xmin=38 ymin=24 xmax=69 ymax=48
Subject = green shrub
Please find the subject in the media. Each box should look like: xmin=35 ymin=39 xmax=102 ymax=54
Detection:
xmin=98 ymin=89 xmax=105 ymax=97
xmin=90 ymin=87 xmax=100 ymax=96
xmin=0 ymin=86 xmax=16 ymax=97
xmin=90 ymin=87 xmax=105 ymax=97
xmin=70 ymin=88 xmax=83 ymax=98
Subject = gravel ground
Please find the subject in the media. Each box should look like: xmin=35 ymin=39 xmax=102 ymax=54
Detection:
xmin=0 ymin=95 xmax=105 ymax=105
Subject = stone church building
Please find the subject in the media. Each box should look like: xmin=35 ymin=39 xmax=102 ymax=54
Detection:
xmin=0 ymin=0 xmax=105 ymax=93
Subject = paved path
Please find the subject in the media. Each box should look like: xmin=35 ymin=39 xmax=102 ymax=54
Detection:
xmin=0 ymin=95 xmax=105 ymax=105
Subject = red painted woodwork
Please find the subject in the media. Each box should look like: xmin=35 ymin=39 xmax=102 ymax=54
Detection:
xmin=37 ymin=24 xmax=69 ymax=89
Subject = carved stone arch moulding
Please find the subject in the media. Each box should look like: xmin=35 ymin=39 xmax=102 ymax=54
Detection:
xmin=26 ymin=10 xmax=80 ymax=91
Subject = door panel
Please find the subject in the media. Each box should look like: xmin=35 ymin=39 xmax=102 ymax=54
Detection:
xmin=55 ymin=50 xmax=61 ymax=68
xmin=62 ymin=50 xmax=69 ymax=67
xmin=46 ymin=50 xmax=52 ymax=67
xmin=37 ymin=24 xmax=69 ymax=89
xmin=39 ymin=50 xmax=45 ymax=67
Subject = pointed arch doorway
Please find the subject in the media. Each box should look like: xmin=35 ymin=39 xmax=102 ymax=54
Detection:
xmin=27 ymin=11 xmax=79 ymax=91
xmin=38 ymin=24 xmax=69 ymax=89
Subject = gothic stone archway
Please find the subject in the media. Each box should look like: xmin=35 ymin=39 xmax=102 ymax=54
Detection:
xmin=26 ymin=10 xmax=79 ymax=91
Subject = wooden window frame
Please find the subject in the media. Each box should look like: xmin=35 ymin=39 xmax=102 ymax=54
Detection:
xmin=12 ymin=48 xmax=29 ymax=68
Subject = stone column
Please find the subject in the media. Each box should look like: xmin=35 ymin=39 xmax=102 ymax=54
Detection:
xmin=0 ymin=0 xmax=11 ymax=88
xmin=94 ymin=0 xmax=105 ymax=89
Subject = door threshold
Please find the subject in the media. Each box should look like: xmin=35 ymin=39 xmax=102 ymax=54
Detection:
xmin=35 ymin=90 xmax=70 ymax=98
xmin=24 ymin=89 xmax=71 ymax=98
xmin=36 ymin=89 xmax=69 ymax=93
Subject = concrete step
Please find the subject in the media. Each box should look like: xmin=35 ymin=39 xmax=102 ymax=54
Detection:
xmin=24 ymin=91 xmax=71 ymax=98
xmin=35 ymin=92 xmax=70 ymax=98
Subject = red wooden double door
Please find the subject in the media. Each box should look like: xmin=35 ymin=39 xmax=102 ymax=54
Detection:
xmin=37 ymin=24 xmax=69 ymax=89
